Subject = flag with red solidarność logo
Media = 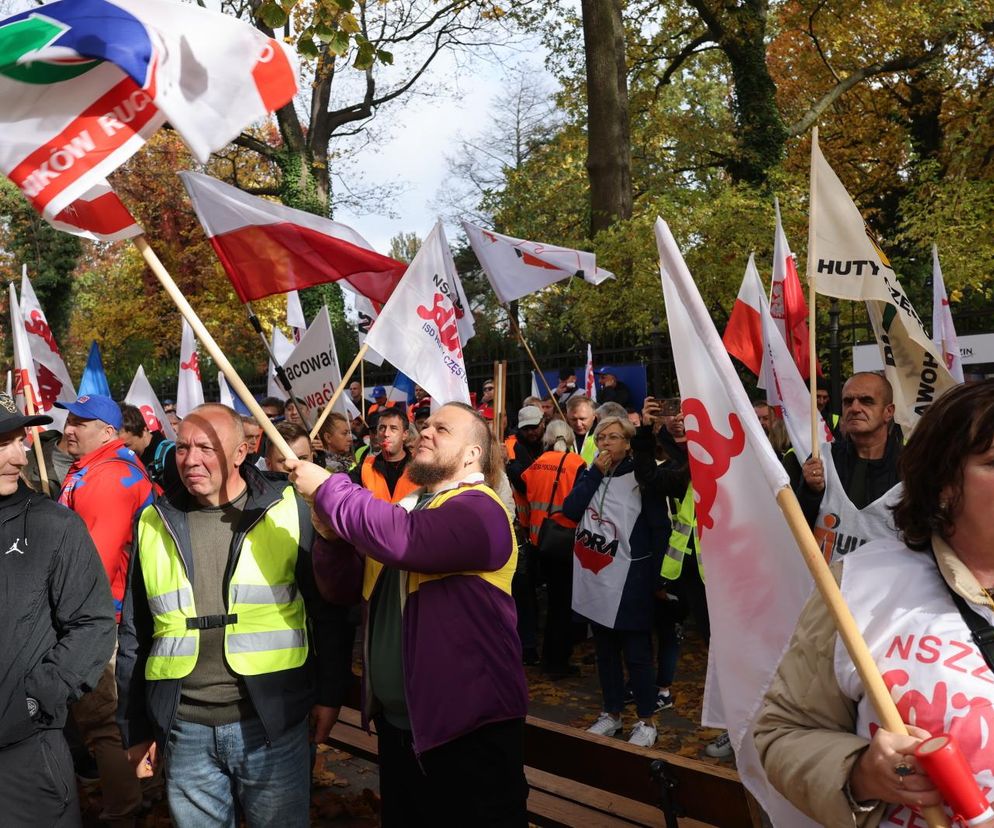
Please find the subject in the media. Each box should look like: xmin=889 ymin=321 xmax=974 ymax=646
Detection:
xmin=364 ymin=221 xmax=471 ymax=406
xmin=931 ymin=245 xmax=964 ymax=384
xmin=0 ymin=0 xmax=298 ymax=228
xmin=124 ymin=364 xmax=175 ymax=441
xmin=19 ymin=267 xmax=76 ymax=426
xmin=462 ymin=220 xmax=614 ymax=304
xmin=180 ymin=171 xmax=406 ymax=307
xmin=656 ymin=217 xmax=817 ymax=828
xmin=9 ymin=284 xmax=43 ymax=420
xmin=176 ymin=318 xmax=204 ymax=419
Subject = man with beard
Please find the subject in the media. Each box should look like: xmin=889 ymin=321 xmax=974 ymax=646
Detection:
xmin=288 ymin=402 xmax=529 ymax=827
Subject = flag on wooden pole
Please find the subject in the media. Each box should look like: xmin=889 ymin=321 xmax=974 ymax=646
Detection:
xmin=931 ymin=245 xmax=964 ymax=384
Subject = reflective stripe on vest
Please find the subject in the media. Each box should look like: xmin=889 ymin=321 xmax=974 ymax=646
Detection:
xmin=138 ymin=486 xmax=308 ymax=680
xmin=663 ymin=485 xmax=703 ymax=581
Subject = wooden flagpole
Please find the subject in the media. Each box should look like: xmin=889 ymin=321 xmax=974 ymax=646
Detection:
xmin=24 ymin=384 xmax=50 ymax=497
xmin=506 ymin=312 xmax=565 ymax=420
xmin=132 ymin=236 xmax=297 ymax=461
xmin=806 ymin=127 xmax=821 ymax=461
xmin=360 ymin=361 xmax=366 ymax=420
xmin=776 ymin=486 xmax=949 ymax=828
xmin=309 ymin=345 xmax=368 ymax=441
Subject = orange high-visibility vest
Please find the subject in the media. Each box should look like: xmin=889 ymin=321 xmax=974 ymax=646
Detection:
xmin=520 ymin=450 xmax=586 ymax=546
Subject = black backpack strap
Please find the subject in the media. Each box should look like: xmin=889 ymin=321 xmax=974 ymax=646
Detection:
xmin=547 ymin=453 xmax=569 ymax=517
xmin=932 ymin=547 xmax=994 ymax=675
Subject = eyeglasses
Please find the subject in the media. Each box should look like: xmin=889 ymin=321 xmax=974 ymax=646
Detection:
xmin=596 ymin=432 xmax=626 ymax=443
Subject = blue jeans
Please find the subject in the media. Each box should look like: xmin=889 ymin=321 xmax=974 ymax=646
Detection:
xmin=164 ymin=717 xmax=309 ymax=828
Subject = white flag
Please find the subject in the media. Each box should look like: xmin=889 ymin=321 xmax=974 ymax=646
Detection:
xmin=125 ymin=365 xmax=177 ymax=441
xmin=931 ymin=245 xmax=964 ymax=384
xmin=19 ymin=267 xmax=76 ymax=424
xmin=267 ymin=328 xmax=295 ymax=401
xmin=584 ymin=344 xmax=597 ymax=403
xmin=218 ymin=371 xmax=235 ymax=410
xmin=656 ymin=217 xmax=817 ymax=828
xmin=9 ymin=285 xmax=41 ymax=417
xmin=287 ymin=290 xmax=306 ymax=343
xmin=365 ymin=222 xmax=470 ymax=405
xmin=808 ymin=133 xmax=956 ymax=429
xmin=281 ymin=306 xmax=354 ymax=422
xmin=463 ymin=221 xmax=614 ymax=304
xmin=176 ymin=319 xmax=205 ymax=418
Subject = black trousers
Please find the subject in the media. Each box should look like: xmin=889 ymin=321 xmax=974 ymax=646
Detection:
xmin=376 ymin=717 xmax=529 ymax=827
xmin=0 ymin=728 xmax=81 ymax=827
xmin=540 ymin=555 xmax=576 ymax=671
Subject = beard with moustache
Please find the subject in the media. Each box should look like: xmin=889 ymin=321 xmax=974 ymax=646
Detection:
xmin=407 ymin=450 xmax=463 ymax=488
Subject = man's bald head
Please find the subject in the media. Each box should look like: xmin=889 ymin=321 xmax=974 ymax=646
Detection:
xmin=176 ymin=404 xmax=249 ymax=506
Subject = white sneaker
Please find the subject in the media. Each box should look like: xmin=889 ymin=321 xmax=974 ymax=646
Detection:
xmin=586 ymin=713 xmax=622 ymax=736
xmin=627 ymin=720 xmax=657 ymax=747
xmin=705 ymin=730 xmax=733 ymax=758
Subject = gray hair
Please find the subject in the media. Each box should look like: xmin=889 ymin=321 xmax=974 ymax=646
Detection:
xmin=543 ymin=419 xmax=575 ymax=452
xmin=595 ymin=401 xmax=627 ymax=420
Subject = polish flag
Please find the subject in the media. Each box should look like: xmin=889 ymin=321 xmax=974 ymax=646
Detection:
xmin=180 ymin=172 xmax=406 ymax=306
xmin=770 ymin=197 xmax=815 ymax=379
xmin=176 ymin=318 xmax=204 ymax=418
xmin=931 ymin=245 xmax=964 ymax=384
xmin=721 ymin=253 xmax=765 ymax=375
xmin=48 ymin=180 xmax=143 ymax=242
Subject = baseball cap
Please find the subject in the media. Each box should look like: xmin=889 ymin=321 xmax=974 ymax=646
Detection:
xmin=0 ymin=393 xmax=53 ymax=433
xmin=518 ymin=405 xmax=543 ymax=428
xmin=594 ymin=366 xmax=616 ymax=376
xmin=56 ymin=394 xmax=123 ymax=430
xmin=372 ymin=385 xmax=387 ymax=398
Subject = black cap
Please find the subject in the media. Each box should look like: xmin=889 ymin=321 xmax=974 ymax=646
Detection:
xmin=0 ymin=393 xmax=53 ymax=433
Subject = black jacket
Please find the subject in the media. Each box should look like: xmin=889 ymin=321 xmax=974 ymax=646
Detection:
xmin=0 ymin=482 xmax=116 ymax=749
xmin=116 ymin=464 xmax=352 ymax=751
xmin=796 ymin=428 xmax=903 ymax=527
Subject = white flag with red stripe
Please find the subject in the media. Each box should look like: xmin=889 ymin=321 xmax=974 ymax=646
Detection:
xmin=176 ymin=318 xmax=204 ymax=418
xmin=584 ymin=344 xmax=597 ymax=403
xmin=931 ymin=245 xmax=964 ymax=384
xmin=125 ymin=364 xmax=176 ymax=441
xmin=462 ymin=221 xmax=614 ymax=304
xmin=364 ymin=222 xmax=470 ymax=405
xmin=770 ymin=197 xmax=814 ymax=379
xmin=0 ymin=0 xmax=298 ymax=224
xmin=48 ymin=180 xmax=142 ymax=242
xmin=656 ymin=217 xmax=817 ymax=828
xmin=20 ymin=268 xmax=76 ymax=420
xmin=9 ymin=285 xmax=42 ymax=419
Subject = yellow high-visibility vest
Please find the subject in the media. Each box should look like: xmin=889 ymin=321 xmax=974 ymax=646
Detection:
xmin=662 ymin=484 xmax=704 ymax=581
xmin=138 ymin=486 xmax=307 ymax=680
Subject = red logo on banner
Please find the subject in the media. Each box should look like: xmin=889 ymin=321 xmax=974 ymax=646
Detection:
xmin=139 ymin=405 xmax=161 ymax=432
xmin=416 ymin=293 xmax=462 ymax=358
xmin=181 ymin=352 xmax=200 ymax=380
xmin=683 ymin=398 xmax=746 ymax=539
xmin=25 ymin=310 xmax=62 ymax=355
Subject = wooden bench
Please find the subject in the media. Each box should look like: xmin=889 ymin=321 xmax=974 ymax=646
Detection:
xmin=326 ymin=707 xmax=762 ymax=827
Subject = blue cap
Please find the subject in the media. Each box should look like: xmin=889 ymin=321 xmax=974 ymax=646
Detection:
xmin=594 ymin=367 xmax=616 ymax=376
xmin=56 ymin=394 xmax=122 ymax=430
xmin=372 ymin=385 xmax=387 ymax=398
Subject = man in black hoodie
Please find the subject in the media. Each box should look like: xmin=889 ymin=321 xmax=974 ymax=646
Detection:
xmin=0 ymin=393 xmax=116 ymax=826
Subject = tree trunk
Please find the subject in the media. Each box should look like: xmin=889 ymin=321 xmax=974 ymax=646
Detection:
xmin=581 ymin=0 xmax=633 ymax=236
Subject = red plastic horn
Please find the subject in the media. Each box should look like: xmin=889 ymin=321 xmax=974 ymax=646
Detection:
xmin=915 ymin=734 xmax=993 ymax=826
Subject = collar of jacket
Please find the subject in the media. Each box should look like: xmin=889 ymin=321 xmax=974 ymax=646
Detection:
xmin=157 ymin=461 xmax=285 ymax=517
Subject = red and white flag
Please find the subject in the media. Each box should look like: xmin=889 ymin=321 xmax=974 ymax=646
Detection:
xmin=0 ymin=0 xmax=298 ymax=224
xmin=584 ymin=344 xmax=597 ymax=403
xmin=656 ymin=217 xmax=817 ymax=828
xmin=462 ymin=221 xmax=614 ymax=304
xmin=49 ymin=180 xmax=142 ymax=242
xmin=20 ymin=268 xmax=77 ymax=419
xmin=770 ymin=197 xmax=815 ymax=379
xmin=364 ymin=222 xmax=470 ymax=405
xmin=176 ymin=318 xmax=204 ymax=418
xmin=722 ymin=253 xmax=765 ymax=375
xmin=9 ymin=285 xmax=42 ymax=419
xmin=125 ymin=364 xmax=176 ymax=441
xmin=287 ymin=290 xmax=306 ymax=343
xmin=180 ymin=172 xmax=406 ymax=306
xmin=931 ymin=245 xmax=964 ymax=384
xmin=809 ymin=132 xmax=956 ymax=429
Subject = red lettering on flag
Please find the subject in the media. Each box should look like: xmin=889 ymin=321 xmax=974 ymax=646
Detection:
xmin=683 ymin=398 xmax=746 ymax=538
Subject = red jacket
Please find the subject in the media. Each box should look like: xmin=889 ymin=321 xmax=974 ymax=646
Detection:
xmin=59 ymin=439 xmax=156 ymax=616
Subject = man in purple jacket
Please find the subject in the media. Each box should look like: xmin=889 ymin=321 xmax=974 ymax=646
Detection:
xmin=288 ymin=401 xmax=529 ymax=827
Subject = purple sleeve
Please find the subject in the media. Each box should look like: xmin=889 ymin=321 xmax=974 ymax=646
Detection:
xmin=312 ymin=474 xmax=513 ymax=574
xmin=311 ymin=534 xmax=364 ymax=606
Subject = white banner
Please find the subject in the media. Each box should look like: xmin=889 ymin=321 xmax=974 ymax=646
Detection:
xmin=809 ymin=133 xmax=956 ymax=429
xmin=282 ymin=306 xmax=351 ymax=421
xmin=656 ymin=217 xmax=817 ymax=828
xmin=364 ymin=222 xmax=471 ymax=405
xmin=125 ymin=365 xmax=176 ymax=441
xmin=931 ymin=245 xmax=964 ymax=384
xmin=19 ymin=267 xmax=75 ymax=428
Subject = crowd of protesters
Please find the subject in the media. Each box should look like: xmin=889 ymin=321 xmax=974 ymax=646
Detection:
xmin=3 ymin=355 xmax=969 ymax=828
